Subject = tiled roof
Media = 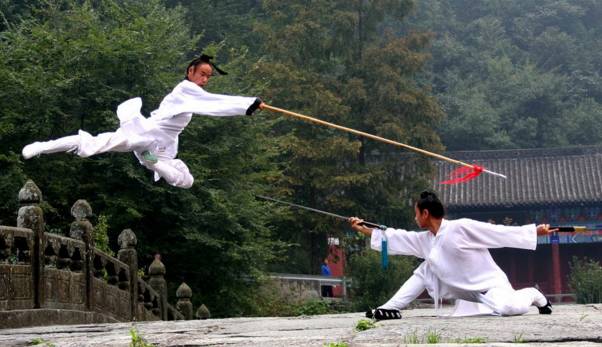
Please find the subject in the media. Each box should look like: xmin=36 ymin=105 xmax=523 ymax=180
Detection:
xmin=433 ymin=146 xmax=602 ymax=209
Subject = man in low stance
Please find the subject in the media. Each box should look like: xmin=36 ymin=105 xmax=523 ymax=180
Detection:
xmin=350 ymin=191 xmax=553 ymax=320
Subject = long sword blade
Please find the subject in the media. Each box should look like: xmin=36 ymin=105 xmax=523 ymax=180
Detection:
xmin=256 ymin=195 xmax=386 ymax=230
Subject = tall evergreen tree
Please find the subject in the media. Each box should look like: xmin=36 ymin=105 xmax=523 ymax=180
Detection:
xmin=253 ymin=0 xmax=444 ymax=273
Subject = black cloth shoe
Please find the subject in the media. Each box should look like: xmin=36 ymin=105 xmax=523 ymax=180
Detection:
xmin=533 ymin=283 xmax=552 ymax=314
xmin=366 ymin=308 xmax=402 ymax=320
xmin=538 ymin=300 xmax=552 ymax=314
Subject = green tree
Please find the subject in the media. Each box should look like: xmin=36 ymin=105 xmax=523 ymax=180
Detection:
xmin=165 ymin=0 xmax=260 ymax=53
xmin=0 ymin=0 xmax=41 ymax=31
xmin=0 ymin=0 xmax=286 ymax=317
xmin=253 ymin=0 xmax=444 ymax=273
xmin=406 ymin=0 xmax=602 ymax=150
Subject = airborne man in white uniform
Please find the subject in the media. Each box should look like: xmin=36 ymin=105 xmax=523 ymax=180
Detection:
xmin=22 ymin=54 xmax=264 ymax=188
xmin=349 ymin=191 xmax=554 ymax=320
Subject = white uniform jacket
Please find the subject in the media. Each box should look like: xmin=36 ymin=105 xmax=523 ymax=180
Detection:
xmin=370 ymin=218 xmax=537 ymax=313
xmin=115 ymin=80 xmax=257 ymax=160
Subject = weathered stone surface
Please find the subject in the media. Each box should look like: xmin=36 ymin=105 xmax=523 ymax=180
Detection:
xmin=149 ymin=257 xmax=167 ymax=320
xmin=18 ymin=180 xmax=42 ymax=204
xmin=175 ymin=282 xmax=191 ymax=299
xmin=0 ymin=309 xmax=118 ymax=330
xmin=117 ymin=229 xmax=137 ymax=250
xmin=148 ymin=258 xmax=166 ymax=276
xmin=118 ymin=229 xmax=139 ymax=321
xmin=196 ymin=303 xmax=210 ymax=320
xmin=70 ymin=200 xmax=92 ymax=221
xmin=0 ymin=304 xmax=600 ymax=346
xmin=176 ymin=282 xmax=193 ymax=320
xmin=3 ymin=181 xmax=182 ymax=329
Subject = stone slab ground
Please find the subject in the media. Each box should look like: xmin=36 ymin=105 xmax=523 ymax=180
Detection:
xmin=0 ymin=304 xmax=600 ymax=346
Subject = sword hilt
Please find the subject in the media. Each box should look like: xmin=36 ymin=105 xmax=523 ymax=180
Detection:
xmin=552 ymin=226 xmax=588 ymax=232
xmin=359 ymin=221 xmax=387 ymax=230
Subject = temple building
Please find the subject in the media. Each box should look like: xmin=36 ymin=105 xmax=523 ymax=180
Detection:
xmin=435 ymin=146 xmax=602 ymax=301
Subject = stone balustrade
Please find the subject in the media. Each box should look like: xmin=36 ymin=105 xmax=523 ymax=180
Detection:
xmin=0 ymin=226 xmax=35 ymax=311
xmin=0 ymin=180 xmax=204 ymax=328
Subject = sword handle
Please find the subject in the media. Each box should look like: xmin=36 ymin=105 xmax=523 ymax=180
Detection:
xmin=360 ymin=221 xmax=387 ymax=230
xmin=552 ymin=226 xmax=587 ymax=232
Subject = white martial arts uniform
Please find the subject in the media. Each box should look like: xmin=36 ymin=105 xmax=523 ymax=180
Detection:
xmin=24 ymin=80 xmax=259 ymax=188
xmin=370 ymin=218 xmax=547 ymax=316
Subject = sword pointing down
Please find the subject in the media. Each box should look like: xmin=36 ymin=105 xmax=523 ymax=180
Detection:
xmin=255 ymin=195 xmax=390 ymax=269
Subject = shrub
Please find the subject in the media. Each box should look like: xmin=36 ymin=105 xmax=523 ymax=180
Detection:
xmin=244 ymin=277 xmax=352 ymax=316
xmin=568 ymin=256 xmax=602 ymax=304
xmin=294 ymin=299 xmax=330 ymax=315
xmin=348 ymin=251 xmax=416 ymax=311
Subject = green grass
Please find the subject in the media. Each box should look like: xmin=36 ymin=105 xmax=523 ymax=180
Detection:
xmin=425 ymin=329 xmax=441 ymax=344
xmin=130 ymin=328 xmax=154 ymax=347
xmin=355 ymin=319 xmax=376 ymax=331
xmin=28 ymin=338 xmax=55 ymax=347
xmin=324 ymin=343 xmax=349 ymax=347
xmin=403 ymin=329 xmax=420 ymax=344
xmin=513 ymin=332 xmax=525 ymax=343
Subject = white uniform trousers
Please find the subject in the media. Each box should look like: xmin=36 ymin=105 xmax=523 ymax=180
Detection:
xmin=379 ymin=273 xmax=547 ymax=316
xmin=32 ymin=130 xmax=194 ymax=189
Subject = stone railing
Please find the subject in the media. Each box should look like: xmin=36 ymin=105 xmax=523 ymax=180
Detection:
xmin=0 ymin=226 xmax=35 ymax=311
xmin=0 ymin=180 xmax=200 ymax=328
xmin=270 ymin=273 xmax=351 ymax=300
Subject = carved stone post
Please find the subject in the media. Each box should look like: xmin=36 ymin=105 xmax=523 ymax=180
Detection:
xmin=149 ymin=255 xmax=167 ymax=320
xmin=196 ymin=304 xmax=210 ymax=320
xmin=69 ymin=200 xmax=93 ymax=243
xmin=176 ymin=282 xmax=193 ymax=320
xmin=117 ymin=229 xmax=138 ymax=320
xmin=69 ymin=200 xmax=94 ymax=310
xmin=17 ymin=180 xmax=44 ymax=308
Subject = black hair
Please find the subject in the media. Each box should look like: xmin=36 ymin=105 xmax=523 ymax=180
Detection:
xmin=185 ymin=53 xmax=227 ymax=80
xmin=416 ymin=191 xmax=445 ymax=218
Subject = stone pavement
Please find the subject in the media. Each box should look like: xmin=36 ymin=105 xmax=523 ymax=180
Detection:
xmin=0 ymin=304 xmax=600 ymax=346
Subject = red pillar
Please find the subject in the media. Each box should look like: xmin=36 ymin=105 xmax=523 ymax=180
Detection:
xmin=551 ymin=243 xmax=562 ymax=295
xmin=327 ymin=238 xmax=345 ymax=297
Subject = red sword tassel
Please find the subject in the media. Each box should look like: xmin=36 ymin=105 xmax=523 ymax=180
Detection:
xmin=440 ymin=164 xmax=484 ymax=184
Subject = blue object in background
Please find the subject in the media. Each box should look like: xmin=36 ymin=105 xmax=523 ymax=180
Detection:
xmin=320 ymin=263 xmax=331 ymax=276
xmin=381 ymin=238 xmax=388 ymax=269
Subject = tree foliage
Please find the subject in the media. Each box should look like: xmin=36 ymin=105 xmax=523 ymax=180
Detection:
xmin=251 ymin=0 xmax=443 ymax=273
xmin=0 ymin=0 xmax=285 ymax=317
xmin=405 ymin=0 xmax=602 ymax=150
xmin=6 ymin=0 xmax=598 ymax=317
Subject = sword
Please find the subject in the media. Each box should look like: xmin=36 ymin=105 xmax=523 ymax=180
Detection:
xmin=256 ymin=195 xmax=390 ymax=269
xmin=256 ymin=195 xmax=387 ymax=230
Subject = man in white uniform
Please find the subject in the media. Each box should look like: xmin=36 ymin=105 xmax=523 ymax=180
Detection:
xmin=349 ymin=191 xmax=554 ymax=320
xmin=22 ymin=54 xmax=264 ymax=188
